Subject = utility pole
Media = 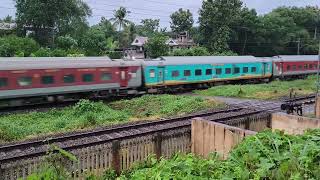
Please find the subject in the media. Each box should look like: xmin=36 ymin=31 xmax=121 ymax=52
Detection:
xmin=297 ymin=38 xmax=301 ymax=55
xmin=315 ymin=39 xmax=320 ymax=118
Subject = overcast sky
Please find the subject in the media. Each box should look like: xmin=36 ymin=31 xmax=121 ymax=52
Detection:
xmin=1 ymin=0 xmax=320 ymax=27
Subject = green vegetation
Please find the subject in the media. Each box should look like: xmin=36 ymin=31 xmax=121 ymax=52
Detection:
xmin=114 ymin=129 xmax=320 ymax=179
xmin=195 ymin=76 xmax=317 ymax=100
xmin=26 ymin=129 xmax=320 ymax=179
xmin=2 ymin=1 xmax=320 ymax=57
xmin=0 ymin=95 xmax=223 ymax=142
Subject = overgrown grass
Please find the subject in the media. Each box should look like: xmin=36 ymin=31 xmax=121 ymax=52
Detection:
xmin=195 ymin=76 xmax=317 ymax=100
xmin=0 ymin=95 xmax=223 ymax=143
xmin=115 ymin=129 xmax=320 ymax=180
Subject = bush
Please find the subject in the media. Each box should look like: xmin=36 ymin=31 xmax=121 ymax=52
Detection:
xmin=51 ymin=49 xmax=67 ymax=57
xmin=170 ymin=47 xmax=214 ymax=56
xmin=107 ymin=51 xmax=122 ymax=59
xmin=56 ymin=35 xmax=78 ymax=50
xmin=33 ymin=48 xmax=52 ymax=57
xmin=0 ymin=36 xmax=39 ymax=57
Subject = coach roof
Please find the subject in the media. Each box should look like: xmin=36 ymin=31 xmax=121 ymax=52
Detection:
xmin=273 ymin=55 xmax=319 ymax=62
xmin=0 ymin=57 xmax=141 ymax=70
xmin=144 ymin=56 xmax=269 ymax=66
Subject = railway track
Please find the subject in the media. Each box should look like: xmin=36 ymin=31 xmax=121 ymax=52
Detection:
xmin=0 ymin=106 xmax=272 ymax=163
xmin=0 ymin=94 xmax=315 ymax=164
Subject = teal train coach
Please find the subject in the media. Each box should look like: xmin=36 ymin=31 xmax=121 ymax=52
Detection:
xmin=143 ymin=56 xmax=273 ymax=88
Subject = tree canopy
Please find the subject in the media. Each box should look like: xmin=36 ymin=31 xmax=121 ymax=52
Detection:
xmin=170 ymin=8 xmax=194 ymax=33
xmin=15 ymin=0 xmax=91 ymax=46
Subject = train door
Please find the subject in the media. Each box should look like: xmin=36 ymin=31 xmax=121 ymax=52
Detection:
xmin=262 ymin=62 xmax=267 ymax=76
xmin=119 ymin=67 xmax=129 ymax=87
xmin=157 ymin=67 xmax=165 ymax=85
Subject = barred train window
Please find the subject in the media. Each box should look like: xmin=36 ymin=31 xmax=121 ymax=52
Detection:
xmin=101 ymin=73 xmax=112 ymax=81
xmin=18 ymin=77 xmax=32 ymax=86
xmin=287 ymin=65 xmax=291 ymax=70
xmin=184 ymin=70 xmax=191 ymax=77
xmin=195 ymin=69 xmax=202 ymax=76
xmin=82 ymin=74 xmax=94 ymax=82
xmin=216 ymin=68 xmax=222 ymax=75
xmin=251 ymin=67 xmax=257 ymax=73
xmin=225 ymin=68 xmax=231 ymax=74
xmin=63 ymin=75 xmax=75 ymax=83
xmin=243 ymin=67 xmax=248 ymax=73
xmin=149 ymin=69 xmax=155 ymax=78
xmin=172 ymin=71 xmax=179 ymax=77
xmin=304 ymin=64 xmax=308 ymax=69
xmin=41 ymin=76 xmax=54 ymax=85
xmin=0 ymin=78 xmax=8 ymax=87
xmin=206 ymin=69 xmax=212 ymax=75
xmin=233 ymin=67 xmax=240 ymax=74
xmin=309 ymin=64 xmax=313 ymax=69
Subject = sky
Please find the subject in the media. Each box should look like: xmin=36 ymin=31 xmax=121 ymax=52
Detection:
xmin=1 ymin=0 xmax=320 ymax=27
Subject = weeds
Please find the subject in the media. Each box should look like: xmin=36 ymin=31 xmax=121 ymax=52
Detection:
xmin=195 ymin=75 xmax=317 ymax=100
xmin=0 ymin=95 xmax=223 ymax=142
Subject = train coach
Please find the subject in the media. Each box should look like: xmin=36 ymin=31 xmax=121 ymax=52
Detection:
xmin=0 ymin=57 xmax=142 ymax=107
xmin=143 ymin=56 xmax=273 ymax=92
xmin=272 ymin=55 xmax=319 ymax=79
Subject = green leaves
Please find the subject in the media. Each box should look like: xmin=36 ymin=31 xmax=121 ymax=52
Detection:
xmin=118 ymin=130 xmax=320 ymax=179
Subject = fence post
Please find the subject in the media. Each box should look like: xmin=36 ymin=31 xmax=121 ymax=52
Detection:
xmin=111 ymin=140 xmax=120 ymax=175
xmin=154 ymin=133 xmax=162 ymax=159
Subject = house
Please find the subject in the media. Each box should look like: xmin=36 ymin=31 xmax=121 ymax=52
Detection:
xmin=167 ymin=31 xmax=196 ymax=51
xmin=0 ymin=22 xmax=16 ymax=30
xmin=126 ymin=32 xmax=197 ymax=59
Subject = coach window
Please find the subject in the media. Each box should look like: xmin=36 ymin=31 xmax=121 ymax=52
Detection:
xmin=216 ymin=68 xmax=222 ymax=75
xmin=251 ymin=67 xmax=257 ymax=73
xmin=149 ymin=69 xmax=155 ymax=78
xmin=63 ymin=75 xmax=75 ymax=83
xmin=195 ymin=69 xmax=202 ymax=76
xmin=243 ymin=67 xmax=249 ymax=73
xmin=309 ymin=64 xmax=313 ymax=69
xmin=293 ymin=65 xmax=297 ymax=70
xmin=298 ymin=65 xmax=302 ymax=70
xmin=233 ymin=67 xmax=240 ymax=74
xmin=172 ymin=71 xmax=179 ymax=77
xmin=82 ymin=74 xmax=94 ymax=82
xmin=206 ymin=69 xmax=212 ymax=75
xmin=304 ymin=64 xmax=308 ymax=69
xmin=18 ymin=77 xmax=32 ymax=86
xmin=225 ymin=68 xmax=231 ymax=74
xmin=184 ymin=70 xmax=191 ymax=77
xmin=41 ymin=76 xmax=54 ymax=85
xmin=287 ymin=65 xmax=290 ymax=71
xmin=0 ymin=78 xmax=8 ymax=87
xmin=101 ymin=73 xmax=112 ymax=81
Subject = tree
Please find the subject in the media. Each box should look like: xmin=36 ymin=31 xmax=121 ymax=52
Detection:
xmin=79 ymin=28 xmax=106 ymax=56
xmin=170 ymin=47 xmax=211 ymax=56
xmin=199 ymin=0 xmax=242 ymax=53
xmin=138 ymin=19 xmax=160 ymax=37
xmin=0 ymin=36 xmax=39 ymax=57
xmin=170 ymin=8 xmax=194 ymax=33
xmin=110 ymin=7 xmax=131 ymax=31
xmin=145 ymin=34 xmax=169 ymax=58
xmin=0 ymin=15 xmax=14 ymax=23
xmin=15 ymin=0 xmax=91 ymax=45
xmin=56 ymin=35 xmax=78 ymax=50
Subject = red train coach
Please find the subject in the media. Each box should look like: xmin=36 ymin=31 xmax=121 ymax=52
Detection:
xmin=0 ymin=57 xmax=142 ymax=107
xmin=272 ymin=55 xmax=319 ymax=79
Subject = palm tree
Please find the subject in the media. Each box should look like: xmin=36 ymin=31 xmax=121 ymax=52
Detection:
xmin=110 ymin=7 xmax=131 ymax=31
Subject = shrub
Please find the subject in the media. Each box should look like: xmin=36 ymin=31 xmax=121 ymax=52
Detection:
xmin=56 ymin=35 xmax=78 ymax=50
xmin=170 ymin=47 xmax=211 ymax=56
xmin=107 ymin=51 xmax=122 ymax=59
xmin=33 ymin=48 xmax=52 ymax=57
xmin=51 ymin=49 xmax=67 ymax=57
xmin=0 ymin=36 xmax=39 ymax=57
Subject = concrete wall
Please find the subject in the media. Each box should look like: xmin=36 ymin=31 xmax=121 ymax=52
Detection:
xmin=191 ymin=118 xmax=256 ymax=159
xmin=272 ymin=113 xmax=320 ymax=135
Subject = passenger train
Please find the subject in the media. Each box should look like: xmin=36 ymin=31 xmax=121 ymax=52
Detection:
xmin=0 ymin=55 xmax=319 ymax=108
